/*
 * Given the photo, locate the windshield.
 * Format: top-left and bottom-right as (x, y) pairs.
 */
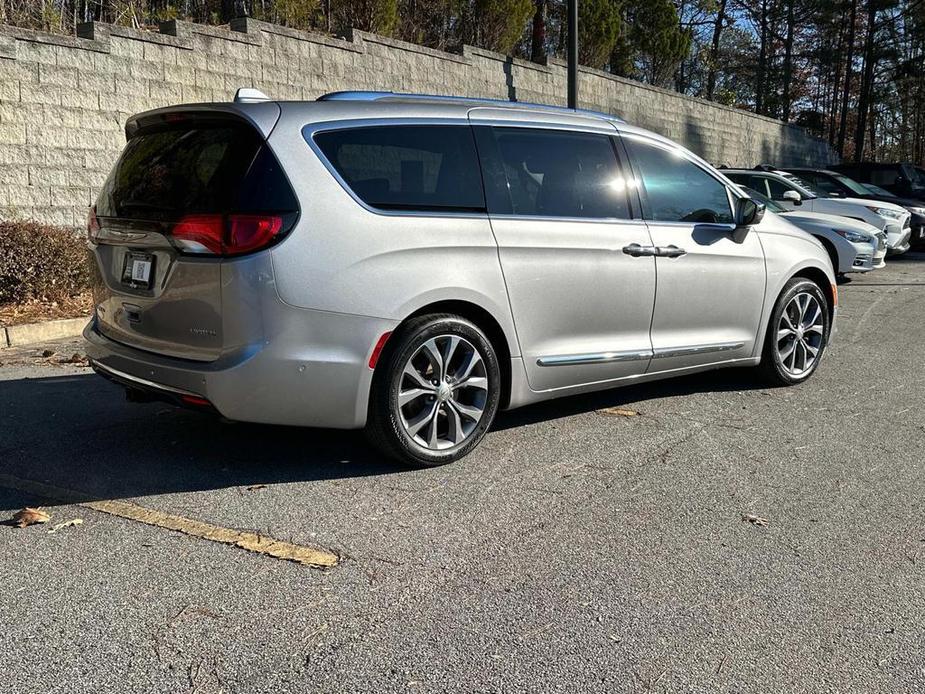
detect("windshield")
(832, 173), (872, 196)
(744, 187), (786, 213)
(863, 183), (898, 197)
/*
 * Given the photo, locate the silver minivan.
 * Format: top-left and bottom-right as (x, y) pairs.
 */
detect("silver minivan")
(84, 91), (837, 466)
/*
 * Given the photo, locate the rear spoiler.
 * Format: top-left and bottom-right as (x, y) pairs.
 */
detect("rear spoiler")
(125, 101), (281, 140)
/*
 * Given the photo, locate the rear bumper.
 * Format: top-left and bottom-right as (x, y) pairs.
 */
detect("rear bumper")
(84, 308), (397, 429)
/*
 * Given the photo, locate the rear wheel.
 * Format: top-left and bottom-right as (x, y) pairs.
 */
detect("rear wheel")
(366, 314), (501, 466)
(759, 278), (830, 386)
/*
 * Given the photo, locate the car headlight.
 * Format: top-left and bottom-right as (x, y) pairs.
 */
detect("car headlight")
(866, 205), (903, 220)
(907, 206), (925, 216)
(834, 229), (873, 244)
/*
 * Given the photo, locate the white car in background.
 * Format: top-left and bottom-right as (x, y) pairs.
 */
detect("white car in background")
(742, 188), (887, 276)
(723, 168), (912, 255)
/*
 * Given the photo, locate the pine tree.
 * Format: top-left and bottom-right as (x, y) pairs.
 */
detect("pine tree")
(578, 0), (621, 70)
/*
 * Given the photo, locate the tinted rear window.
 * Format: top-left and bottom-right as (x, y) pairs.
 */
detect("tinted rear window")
(312, 125), (485, 212)
(97, 122), (297, 221)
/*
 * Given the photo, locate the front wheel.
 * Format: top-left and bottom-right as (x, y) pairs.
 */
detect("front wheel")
(366, 314), (501, 466)
(759, 278), (831, 386)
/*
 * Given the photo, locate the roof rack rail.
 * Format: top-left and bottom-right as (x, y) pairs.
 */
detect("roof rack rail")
(318, 91), (396, 101)
(316, 90), (625, 123)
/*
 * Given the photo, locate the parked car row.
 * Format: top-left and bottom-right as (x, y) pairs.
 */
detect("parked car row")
(719, 163), (924, 278)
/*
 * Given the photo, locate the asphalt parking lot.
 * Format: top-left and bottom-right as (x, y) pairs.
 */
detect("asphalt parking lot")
(1, 254), (924, 693)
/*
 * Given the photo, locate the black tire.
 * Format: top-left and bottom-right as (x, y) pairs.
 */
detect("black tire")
(365, 313), (502, 467)
(758, 277), (831, 386)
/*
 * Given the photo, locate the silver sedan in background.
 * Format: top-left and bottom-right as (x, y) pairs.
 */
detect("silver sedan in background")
(742, 188), (887, 276)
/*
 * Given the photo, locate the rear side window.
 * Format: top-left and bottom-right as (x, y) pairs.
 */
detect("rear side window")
(728, 174), (769, 197)
(312, 125), (485, 212)
(475, 127), (630, 219)
(624, 138), (732, 223)
(96, 121), (297, 221)
(766, 177), (796, 199)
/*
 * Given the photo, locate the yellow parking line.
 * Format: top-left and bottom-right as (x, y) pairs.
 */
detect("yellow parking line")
(0, 474), (339, 569)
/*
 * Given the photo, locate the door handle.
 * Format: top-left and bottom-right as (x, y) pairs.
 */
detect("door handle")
(657, 245), (687, 258)
(622, 243), (659, 257)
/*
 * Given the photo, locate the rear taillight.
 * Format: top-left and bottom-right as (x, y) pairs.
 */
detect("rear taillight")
(171, 214), (224, 255)
(87, 206), (100, 243)
(228, 214), (283, 254)
(170, 214), (286, 257)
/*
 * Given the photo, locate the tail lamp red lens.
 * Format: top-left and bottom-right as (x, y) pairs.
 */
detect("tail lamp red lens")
(228, 214), (283, 254)
(170, 214), (285, 256)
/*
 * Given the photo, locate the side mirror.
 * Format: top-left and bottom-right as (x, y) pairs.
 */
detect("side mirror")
(782, 190), (801, 203)
(735, 197), (765, 228)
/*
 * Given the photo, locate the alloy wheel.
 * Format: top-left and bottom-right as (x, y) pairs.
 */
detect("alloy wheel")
(396, 335), (489, 450)
(776, 292), (825, 377)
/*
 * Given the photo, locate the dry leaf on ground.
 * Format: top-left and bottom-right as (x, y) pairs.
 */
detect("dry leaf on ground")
(246, 484), (268, 491)
(599, 407), (641, 417)
(741, 513), (769, 527)
(48, 518), (83, 533)
(10, 507), (51, 528)
(61, 353), (89, 366)
(0, 293), (93, 328)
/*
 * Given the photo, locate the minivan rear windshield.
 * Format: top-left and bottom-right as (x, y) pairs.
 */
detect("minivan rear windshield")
(96, 122), (297, 221)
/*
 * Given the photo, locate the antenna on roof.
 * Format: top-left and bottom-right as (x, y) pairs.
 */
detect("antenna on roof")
(234, 88), (270, 104)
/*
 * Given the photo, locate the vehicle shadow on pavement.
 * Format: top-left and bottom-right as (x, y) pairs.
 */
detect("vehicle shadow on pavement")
(0, 373), (404, 508)
(0, 365), (769, 508)
(493, 367), (766, 431)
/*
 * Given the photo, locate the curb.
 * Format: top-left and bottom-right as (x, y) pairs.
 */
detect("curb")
(2, 317), (90, 348)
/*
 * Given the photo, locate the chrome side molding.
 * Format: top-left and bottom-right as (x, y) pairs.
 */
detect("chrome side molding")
(652, 341), (744, 359)
(537, 341), (744, 367)
(537, 350), (652, 367)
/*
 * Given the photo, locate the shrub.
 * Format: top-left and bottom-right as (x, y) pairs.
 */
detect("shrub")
(0, 221), (91, 305)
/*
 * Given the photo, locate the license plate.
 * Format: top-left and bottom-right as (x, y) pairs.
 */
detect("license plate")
(122, 252), (155, 288)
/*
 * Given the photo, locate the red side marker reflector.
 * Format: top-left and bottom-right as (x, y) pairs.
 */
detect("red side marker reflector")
(831, 283), (838, 307)
(181, 394), (212, 407)
(368, 332), (392, 369)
